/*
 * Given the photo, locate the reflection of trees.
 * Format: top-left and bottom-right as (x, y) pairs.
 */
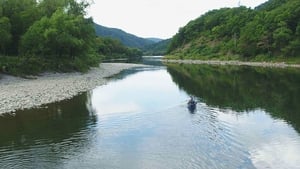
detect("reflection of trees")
(0, 93), (97, 147)
(167, 64), (300, 133)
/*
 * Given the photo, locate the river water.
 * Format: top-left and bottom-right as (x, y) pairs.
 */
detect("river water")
(1, 57), (300, 169)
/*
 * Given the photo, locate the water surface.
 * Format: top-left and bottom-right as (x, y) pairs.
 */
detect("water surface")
(1, 59), (300, 169)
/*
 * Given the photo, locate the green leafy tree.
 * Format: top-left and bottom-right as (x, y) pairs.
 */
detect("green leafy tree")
(273, 22), (292, 50)
(38, 0), (90, 17)
(167, 0), (300, 60)
(0, 16), (11, 55)
(1, 0), (40, 55)
(95, 37), (142, 61)
(238, 13), (267, 57)
(21, 8), (95, 59)
(282, 22), (300, 57)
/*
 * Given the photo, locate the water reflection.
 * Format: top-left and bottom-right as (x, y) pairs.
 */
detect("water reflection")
(218, 109), (300, 169)
(91, 68), (188, 117)
(0, 93), (96, 168)
(88, 69), (256, 169)
(166, 63), (300, 169)
(141, 56), (165, 66)
(166, 63), (300, 133)
(1, 62), (300, 169)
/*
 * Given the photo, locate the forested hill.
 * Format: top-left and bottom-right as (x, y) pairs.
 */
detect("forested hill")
(143, 39), (171, 56)
(167, 0), (300, 61)
(94, 23), (155, 49)
(0, 0), (143, 75)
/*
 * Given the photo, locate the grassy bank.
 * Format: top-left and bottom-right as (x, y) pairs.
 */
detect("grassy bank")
(0, 55), (100, 76)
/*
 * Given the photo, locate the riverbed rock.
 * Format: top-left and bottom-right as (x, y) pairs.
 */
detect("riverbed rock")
(0, 63), (145, 114)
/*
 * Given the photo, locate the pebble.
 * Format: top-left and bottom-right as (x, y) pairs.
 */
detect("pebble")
(163, 59), (300, 68)
(0, 63), (145, 114)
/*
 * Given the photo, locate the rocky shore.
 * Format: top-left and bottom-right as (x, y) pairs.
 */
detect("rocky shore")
(0, 63), (144, 114)
(163, 59), (300, 68)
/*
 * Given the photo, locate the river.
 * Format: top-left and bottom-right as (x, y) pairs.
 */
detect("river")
(0, 57), (300, 169)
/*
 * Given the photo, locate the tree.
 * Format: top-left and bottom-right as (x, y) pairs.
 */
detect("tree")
(282, 22), (300, 57)
(95, 37), (142, 61)
(167, 0), (300, 59)
(1, 0), (40, 55)
(21, 9), (95, 60)
(0, 17), (11, 55)
(273, 22), (292, 50)
(38, 0), (90, 16)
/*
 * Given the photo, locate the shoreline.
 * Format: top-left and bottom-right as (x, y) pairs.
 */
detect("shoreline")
(0, 63), (145, 114)
(163, 59), (300, 68)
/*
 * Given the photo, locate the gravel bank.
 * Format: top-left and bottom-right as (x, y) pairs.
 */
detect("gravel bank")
(163, 59), (300, 68)
(0, 63), (144, 114)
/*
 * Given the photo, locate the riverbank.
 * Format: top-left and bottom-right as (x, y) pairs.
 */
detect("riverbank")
(163, 59), (300, 68)
(0, 63), (145, 114)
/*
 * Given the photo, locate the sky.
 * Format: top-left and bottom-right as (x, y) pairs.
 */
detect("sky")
(88, 0), (268, 39)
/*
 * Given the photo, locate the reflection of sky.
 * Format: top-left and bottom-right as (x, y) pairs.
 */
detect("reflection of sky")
(88, 67), (300, 169)
(218, 109), (300, 169)
(63, 67), (300, 169)
(91, 69), (188, 116)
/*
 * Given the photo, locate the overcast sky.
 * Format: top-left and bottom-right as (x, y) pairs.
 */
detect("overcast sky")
(88, 0), (268, 39)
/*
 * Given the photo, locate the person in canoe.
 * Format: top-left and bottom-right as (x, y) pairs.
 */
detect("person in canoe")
(187, 96), (196, 113)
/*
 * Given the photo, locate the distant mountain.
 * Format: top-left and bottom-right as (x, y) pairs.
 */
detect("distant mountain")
(146, 38), (164, 43)
(143, 39), (171, 56)
(94, 23), (156, 49)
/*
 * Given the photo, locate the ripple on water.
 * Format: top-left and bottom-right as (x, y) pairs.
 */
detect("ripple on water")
(189, 106), (254, 169)
(2, 100), (299, 169)
(89, 103), (256, 169)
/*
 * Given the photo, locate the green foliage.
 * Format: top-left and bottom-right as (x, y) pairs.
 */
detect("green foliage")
(0, 53), (100, 75)
(0, 0), (100, 75)
(166, 63), (300, 132)
(95, 37), (142, 61)
(38, 0), (89, 17)
(94, 23), (155, 49)
(273, 22), (293, 49)
(0, 56), (45, 75)
(168, 7), (254, 56)
(0, 0), (40, 55)
(167, 0), (300, 60)
(143, 39), (171, 56)
(0, 16), (11, 54)
(255, 0), (289, 11)
(20, 9), (95, 59)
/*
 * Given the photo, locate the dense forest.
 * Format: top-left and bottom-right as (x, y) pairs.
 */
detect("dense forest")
(94, 23), (156, 49)
(143, 39), (171, 56)
(166, 0), (300, 62)
(0, 0), (142, 75)
(94, 23), (169, 56)
(95, 37), (142, 61)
